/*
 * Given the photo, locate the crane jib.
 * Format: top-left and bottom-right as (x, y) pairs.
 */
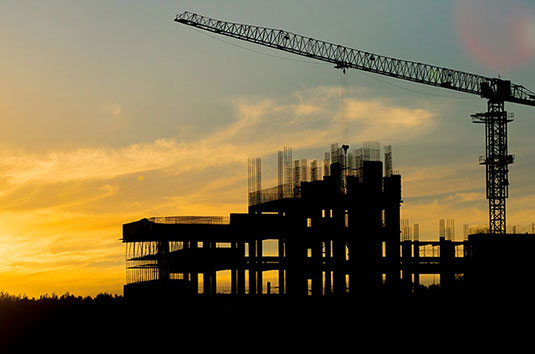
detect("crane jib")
(175, 11), (535, 107)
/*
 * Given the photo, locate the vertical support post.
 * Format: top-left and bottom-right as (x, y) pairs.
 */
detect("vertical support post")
(157, 239), (170, 283)
(285, 235), (307, 296)
(237, 241), (245, 295)
(384, 176), (401, 289)
(211, 272), (217, 295)
(401, 240), (412, 293)
(203, 242), (215, 295)
(210, 244), (217, 294)
(413, 240), (420, 291)
(440, 237), (455, 290)
(324, 240), (332, 295)
(257, 239), (263, 295)
(231, 242), (237, 295)
(190, 241), (198, 295)
(311, 238), (323, 296)
(249, 239), (256, 295)
(332, 237), (346, 295)
(278, 238), (285, 295)
(203, 271), (211, 295)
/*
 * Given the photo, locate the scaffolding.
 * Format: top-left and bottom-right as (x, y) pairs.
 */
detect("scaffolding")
(439, 219), (456, 240)
(124, 148), (404, 298)
(248, 157), (262, 205)
(251, 142), (393, 206)
(413, 224), (420, 241)
(125, 215), (230, 285)
(123, 159), (535, 300)
(248, 183), (299, 205)
(384, 145), (393, 177)
(401, 219), (411, 241)
(148, 216), (229, 225)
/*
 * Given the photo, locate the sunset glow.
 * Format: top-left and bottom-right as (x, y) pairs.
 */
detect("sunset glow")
(0, 0), (533, 298)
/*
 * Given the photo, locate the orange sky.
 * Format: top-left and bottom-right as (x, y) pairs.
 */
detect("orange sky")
(0, 0), (533, 297)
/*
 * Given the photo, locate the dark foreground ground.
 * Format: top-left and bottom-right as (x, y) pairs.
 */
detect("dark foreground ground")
(1, 287), (533, 353)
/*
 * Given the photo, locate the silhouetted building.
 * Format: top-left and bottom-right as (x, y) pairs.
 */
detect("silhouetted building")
(122, 149), (535, 300)
(123, 159), (403, 298)
(463, 233), (535, 297)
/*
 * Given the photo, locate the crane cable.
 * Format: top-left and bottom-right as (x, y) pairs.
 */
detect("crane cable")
(354, 69), (479, 100)
(189, 23), (479, 101)
(340, 68), (350, 178)
(341, 68), (349, 147)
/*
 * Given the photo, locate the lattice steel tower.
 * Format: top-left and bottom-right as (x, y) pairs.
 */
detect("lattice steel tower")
(472, 94), (515, 234)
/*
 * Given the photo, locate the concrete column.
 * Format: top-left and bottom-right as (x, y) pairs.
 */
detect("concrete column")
(285, 236), (307, 296)
(203, 241), (211, 295)
(278, 238), (285, 295)
(413, 241), (420, 290)
(237, 241), (246, 295)
(249, 240), (256, 295)
(324, 239), (332, 295)
(311, 238), (323, 296)
(257, 239), (263, 294)
(189, 241), (198, 294)
(211, 270), (217, 295)
(401, 241), (413, 293)
(347, 239), (357, 296)
(440, 237), (455, 290)
(203, 272), (211, 295)
(231, 242), (237, 295)
(157, 239), (170, 283)
(333, 237), (346, 295)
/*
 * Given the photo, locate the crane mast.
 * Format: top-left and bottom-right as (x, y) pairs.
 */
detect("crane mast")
(175, 11), (535, 235)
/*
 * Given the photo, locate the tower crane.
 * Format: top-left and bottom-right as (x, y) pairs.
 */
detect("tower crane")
(174, 11), (535, 235)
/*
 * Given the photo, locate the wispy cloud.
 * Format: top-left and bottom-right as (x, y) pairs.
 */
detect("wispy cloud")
(0, 86), (436, 188)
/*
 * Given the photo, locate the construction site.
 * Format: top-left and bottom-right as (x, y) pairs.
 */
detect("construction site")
(122, 11), (535, 302)
(123, 142), (535, 300)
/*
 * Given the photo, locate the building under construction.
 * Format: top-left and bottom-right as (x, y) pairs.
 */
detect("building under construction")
(122, 143), (535, 299)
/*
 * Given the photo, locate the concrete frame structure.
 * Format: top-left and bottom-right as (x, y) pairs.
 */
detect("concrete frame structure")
(122, 161), (535, 299)
(123, 161), (404, 298)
